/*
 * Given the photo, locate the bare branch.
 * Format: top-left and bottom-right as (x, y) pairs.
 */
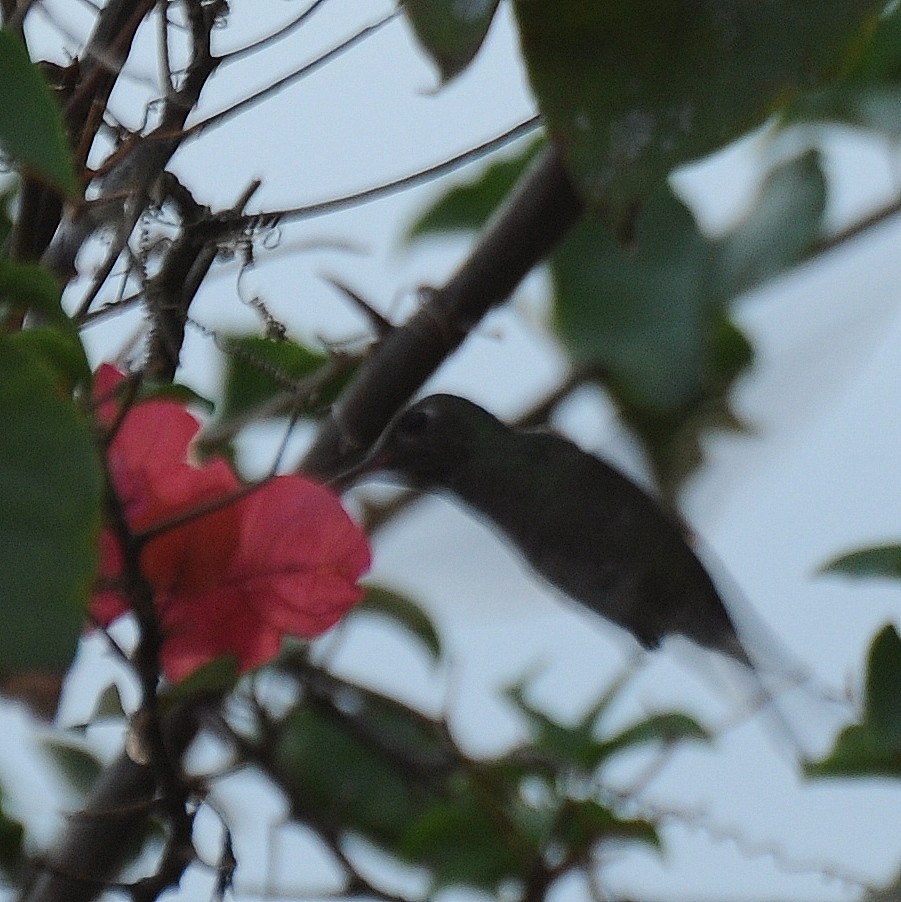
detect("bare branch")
(237, 115), (541, 228)
(300, 145), (585, 481)
(216, 0), (329, 64)
(184, 11), (399, 138)
(20, 704), (208, 902)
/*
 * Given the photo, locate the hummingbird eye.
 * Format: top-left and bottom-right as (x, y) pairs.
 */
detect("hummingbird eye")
(394, 407), (432, 439)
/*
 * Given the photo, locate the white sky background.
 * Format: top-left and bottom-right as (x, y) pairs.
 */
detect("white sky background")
(4, 1), (901, 899)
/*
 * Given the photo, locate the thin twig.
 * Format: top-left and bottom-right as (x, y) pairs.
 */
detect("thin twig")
(240, 115), (541, 228)
(216, 0), (329, 64)
(184, 11), (399, 137)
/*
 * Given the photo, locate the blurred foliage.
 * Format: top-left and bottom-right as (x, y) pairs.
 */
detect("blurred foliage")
(344, 584), (443, 660)
(806, 624), (901, 777)
(259, 631), (704, 898)
(823, 544), (901, 579)
(405, 138), (545, 241)
(5, 1), (901, 898)
(0, 29), (78, 195)
(510, 0), (880, 219)
(217, 334), (355, 424)
(402, 0), (501, 83)
(42, 739), (104, 797)
(0, 335), (101, 675)
(0, 788), (24, 881)
(790, 1), (901, 132)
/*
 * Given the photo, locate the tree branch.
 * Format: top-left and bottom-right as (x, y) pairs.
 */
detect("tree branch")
(20, 704), (207, 902)
(300, 145), (585, 481)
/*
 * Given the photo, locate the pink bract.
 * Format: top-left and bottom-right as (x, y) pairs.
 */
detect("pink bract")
(91, 366), (371, 682)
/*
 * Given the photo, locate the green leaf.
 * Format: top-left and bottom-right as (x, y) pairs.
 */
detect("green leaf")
(557, 798), (659, 856)
(554, 188), (718, 412)
(345, 584), (442, 660)
(42, 739), (103, 796)
(806, 625), (901, 778)
(0, 258), (65, 325)
(805, 722), (895, 778)
(344, 688), (456, 774)
(400, 791), (526, 891)
(716, 150), (826, 297)
(275, 703), (426, 842)
(406, 138), (543, 241)
(0, 259), (90, 387)
(866, 624), (901, 746)
(6, 327), (90, 390)
(511, 0), (881, 216)
(137, 381), (214, 413)
(0, 30), (78, 195)
(822, 545), (901, 579)
(0, 788), (23, 879)
(0, 337), (102, 673)
(507, 679), (707, 771)
(506, 679), (603, 770)
(790, 4), (901, 134)
(0, 186), (14, 248)
(594, 713), (709, 764)
(218, 335), (351, 423)
(551, 151), (826, 492)
(91, 682), (126, 722)
(402, 0), (501, 83)
(162, 656), (239, 705)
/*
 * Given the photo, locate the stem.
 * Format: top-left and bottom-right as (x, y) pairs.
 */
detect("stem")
(301, 146), (584, 481)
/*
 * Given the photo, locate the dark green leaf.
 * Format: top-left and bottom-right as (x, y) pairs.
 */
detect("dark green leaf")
(162, 656), (239, 705)
(0, 337), (102, 673)
(717, 151), (827, 297)
(508, 679), (706, 771)
(790, 4), (901, 134)
(6, 327), (90, 390)
(42, 739), (103, 796)
(344, 689), (456, 774)
(594, 713), (709, 765)
(0, 259), (90, 387)
(0, 258), (65, 325)
(0, 186), (14, 248)
(806, 625), (901, 778)
(822, 545), (901, 579)
(402, 0), (501, 83)
(275, 703), (426, 842)
(551, 186), (736, 490)
(0, 789), (23, 879)
(550, 151), (826, 492)
(400, 792), (526, 891)
(866, 624), (901, 746)
(0, 30), (78, 195)
(506, 679), (602, 770)
(137, 381), (215, 413)
(406, 138), (543, 241)
(91, 683), (126, 722)
(218, 335), (350, 423)
(804, 721), (899, 778)
(512, 1), (880, 215)
(557, 798), (659, 855)
(553, 189), (717, 412)
(345, 584), (442, 660)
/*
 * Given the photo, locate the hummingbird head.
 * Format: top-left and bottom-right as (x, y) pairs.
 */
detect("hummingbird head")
(340, 394), (492, 490)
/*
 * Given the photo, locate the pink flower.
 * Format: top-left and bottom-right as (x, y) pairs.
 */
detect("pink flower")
(92, 365), (370, 682)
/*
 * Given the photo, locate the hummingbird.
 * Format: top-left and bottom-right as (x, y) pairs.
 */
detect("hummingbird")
(341, 393), (755, 668)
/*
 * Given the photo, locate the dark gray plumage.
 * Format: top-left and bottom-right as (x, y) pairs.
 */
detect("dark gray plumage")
(348, 394), (754, 667)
